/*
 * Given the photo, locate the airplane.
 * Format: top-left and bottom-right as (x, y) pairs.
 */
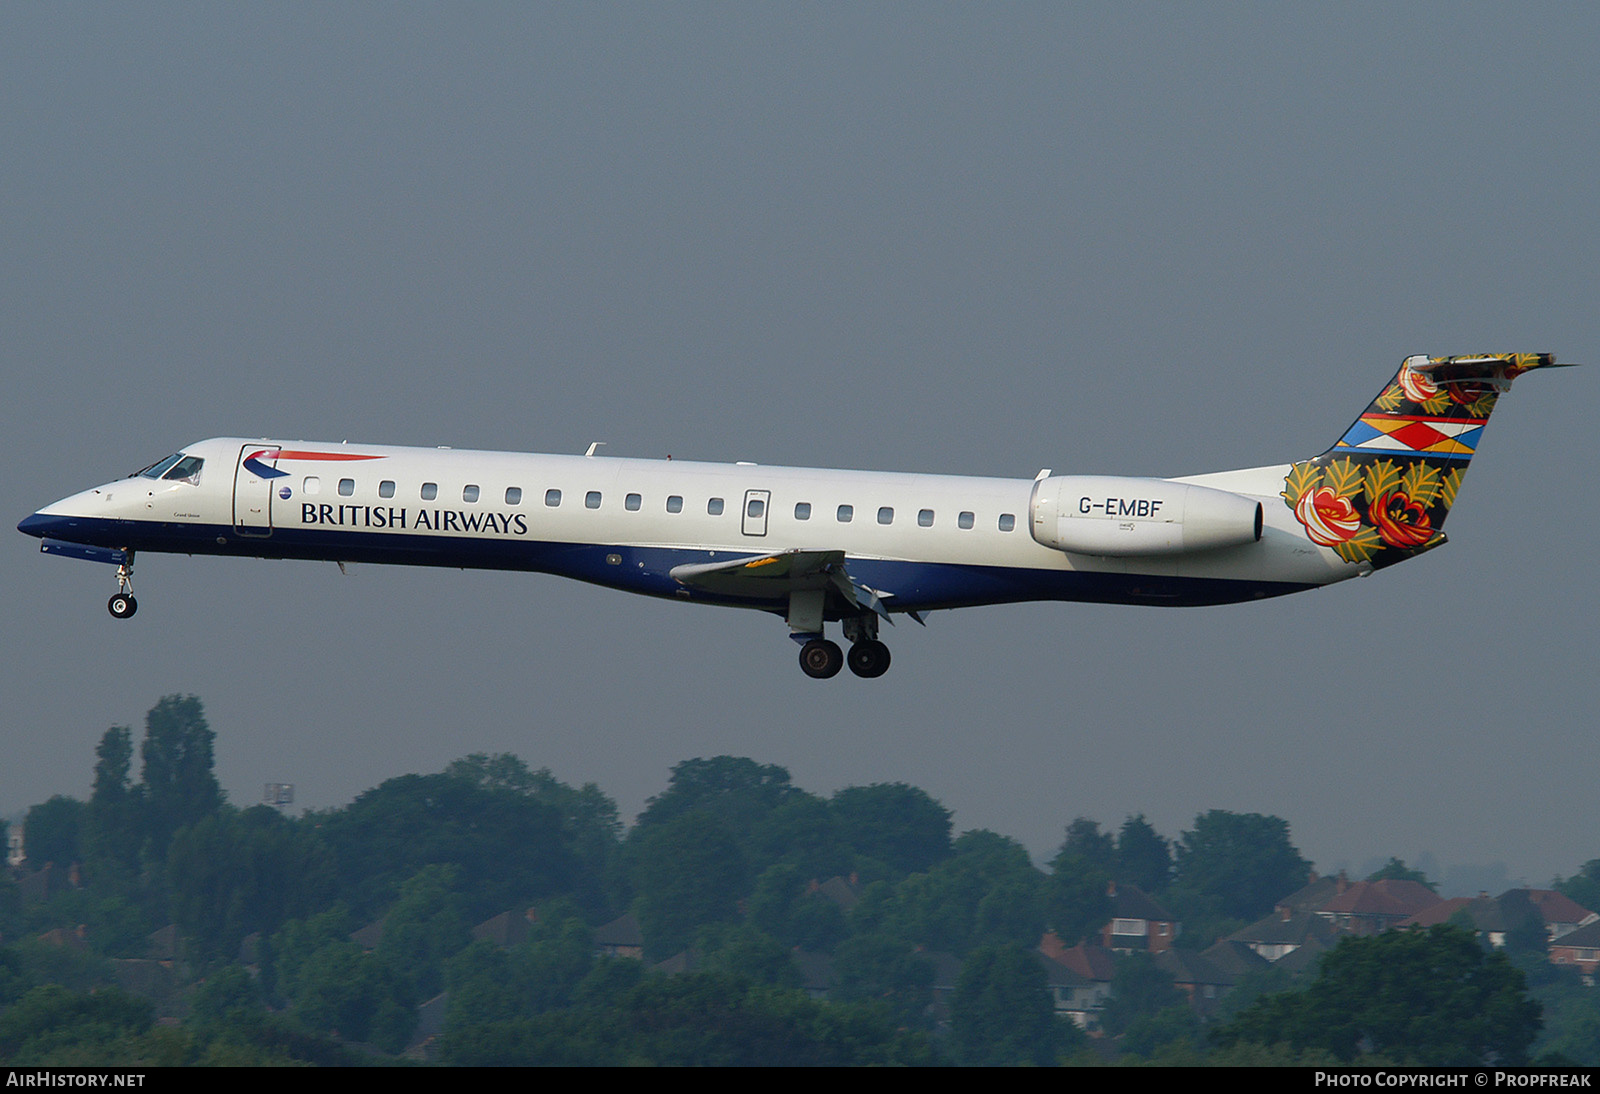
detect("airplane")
(18, 353), (1570, 679)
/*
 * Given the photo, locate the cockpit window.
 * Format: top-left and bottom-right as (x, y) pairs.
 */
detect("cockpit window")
(162, 456), (204, 484)
(134, 453), (185, 479)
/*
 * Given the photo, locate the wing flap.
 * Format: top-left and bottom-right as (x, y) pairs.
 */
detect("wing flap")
(669, 548), (900, 622)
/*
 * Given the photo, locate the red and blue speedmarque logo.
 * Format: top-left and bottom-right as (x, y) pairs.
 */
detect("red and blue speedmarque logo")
(244, 449), (385, 479)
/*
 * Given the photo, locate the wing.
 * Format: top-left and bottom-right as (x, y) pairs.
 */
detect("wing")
(668, 548), (915, 623)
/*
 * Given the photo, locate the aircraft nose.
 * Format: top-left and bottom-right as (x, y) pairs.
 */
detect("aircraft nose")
(18, 512), (58, 539)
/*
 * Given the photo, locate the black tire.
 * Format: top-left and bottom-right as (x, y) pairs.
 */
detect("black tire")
(108, 594), (137, 619)
(799, 638), (844, 679)
(847, 639), (891, 678)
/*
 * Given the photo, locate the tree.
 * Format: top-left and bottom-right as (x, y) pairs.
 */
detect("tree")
(315, 773), (578, 921)
(950, 944), (1059, 1065)
(1058, 817), (1115, 872)
(1171, 810), (1311, 924)
(870, 830), (1047, 954)
(636, 756), (798, 835)
(1554, 860), (1600, 915)
(86, 725), (142, 875)
(139, 695), (223, 855)
(22, 796), (84, 870)
(1215, 925), (1543, 1065)
(166, 806), (336, 959)
(1098, 953), (1187, 1036)
(1116, 814), (1173, 894)
(628, 810), (749, 958)
(377, 864), (470, 1000)
(830, 783), (952, 877)
(1045, 851), (1112, 946)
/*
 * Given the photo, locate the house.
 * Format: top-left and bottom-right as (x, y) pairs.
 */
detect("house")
(1228, 907), (1341, 963)
(1549, 920), (1600, 984)
(1033, 945), (1110, 1028)
(1098, 882), (1179, 953)
(1039, 938), (1117, 1027)
(592, 912), (644, 960)
(1311, 878), (1441, 935)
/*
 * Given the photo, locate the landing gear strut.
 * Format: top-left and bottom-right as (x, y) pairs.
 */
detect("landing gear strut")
(842, 613), (890, 678)
(108, 554), (137, 619)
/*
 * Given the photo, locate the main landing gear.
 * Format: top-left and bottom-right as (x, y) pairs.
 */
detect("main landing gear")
(796, 614), (892, 680)
(108, 555), (137, 619)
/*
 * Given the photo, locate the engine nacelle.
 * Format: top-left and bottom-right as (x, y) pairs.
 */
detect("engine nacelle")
(1029, 475), (1263, 556)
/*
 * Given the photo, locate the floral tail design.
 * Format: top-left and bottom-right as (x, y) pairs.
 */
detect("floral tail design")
(1282, 354), (1557, 568)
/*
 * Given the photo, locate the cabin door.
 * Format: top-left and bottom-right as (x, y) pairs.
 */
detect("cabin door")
(741, 489), (771, 537)
(233, 444), (280, 537)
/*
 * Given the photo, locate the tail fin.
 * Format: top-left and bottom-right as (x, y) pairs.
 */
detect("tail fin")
(1281, 353), (1559, 569)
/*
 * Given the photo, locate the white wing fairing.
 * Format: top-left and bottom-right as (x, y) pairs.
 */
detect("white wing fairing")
(16, 353), (1568, 678)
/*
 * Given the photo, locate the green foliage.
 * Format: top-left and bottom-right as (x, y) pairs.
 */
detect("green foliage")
(868, 830), (1048, 955)
(1098, 953), (1188, 1037)
(1215, 924), (1543, 1065)
(166, 805), (337, 960)
(1554, 860), (1600, 915)
(1059, 817), (1116, 872)
(830, 782), (952, 877)
(19, 694), (1600, 1067)
(950, 943), (1059, 1066)
(1117, 814), (1173, 894)
(86, 725), (142, 877)
(628, 809), (749, 957)
(747, 862), (848, 952)
(139, 695), (224, 855)
(377, 864), (471, 1000)
(1171, 810), (1312, 925)
(315, 772), (579, 921)
(22, 796), (85, 870)
(1046, 851), (1112, 946)
(441, 968), (935, 1065)
(831, 933), (936, 1028)
(0, 984), (154, 1063)
(636, 756), (799, 837)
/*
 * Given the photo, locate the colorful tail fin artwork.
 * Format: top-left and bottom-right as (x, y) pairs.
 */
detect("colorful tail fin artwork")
(1282, 353), (1560, 569)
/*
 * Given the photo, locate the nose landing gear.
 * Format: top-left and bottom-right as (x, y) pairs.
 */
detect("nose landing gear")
(108, 555), (137, 619)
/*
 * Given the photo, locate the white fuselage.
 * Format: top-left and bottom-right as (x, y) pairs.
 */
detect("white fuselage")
(22, 437), (1352, 617)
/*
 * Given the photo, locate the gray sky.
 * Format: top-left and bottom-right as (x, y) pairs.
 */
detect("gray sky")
(5, 4), (1596, 895)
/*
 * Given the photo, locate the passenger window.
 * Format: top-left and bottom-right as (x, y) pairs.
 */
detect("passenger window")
(303, 476), (321, 495)
(877, 506), (894, 525)
(837, 504), (853, 523)
(379, 480), (396, 499)
(586, 491), (602, 509)
(463, 484), (480, 503)
(708, 497), (724, 516)
(958, 511), (975, 529)
(667, 495), (683, 513)
(918, 509), (934, 527)
(999, 513), (1016, 532)
(505, 487), (522, 505)
(747, 498), (765, 518)
(422, 482), (438, 501)
(545, 489), (562, 507)
(626, 493), (642, 511)
(795, 502), (811, 520)
(338, 478), (355, 497)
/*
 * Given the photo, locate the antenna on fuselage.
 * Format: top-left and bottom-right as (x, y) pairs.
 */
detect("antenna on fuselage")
(585, 442), (606, 457)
